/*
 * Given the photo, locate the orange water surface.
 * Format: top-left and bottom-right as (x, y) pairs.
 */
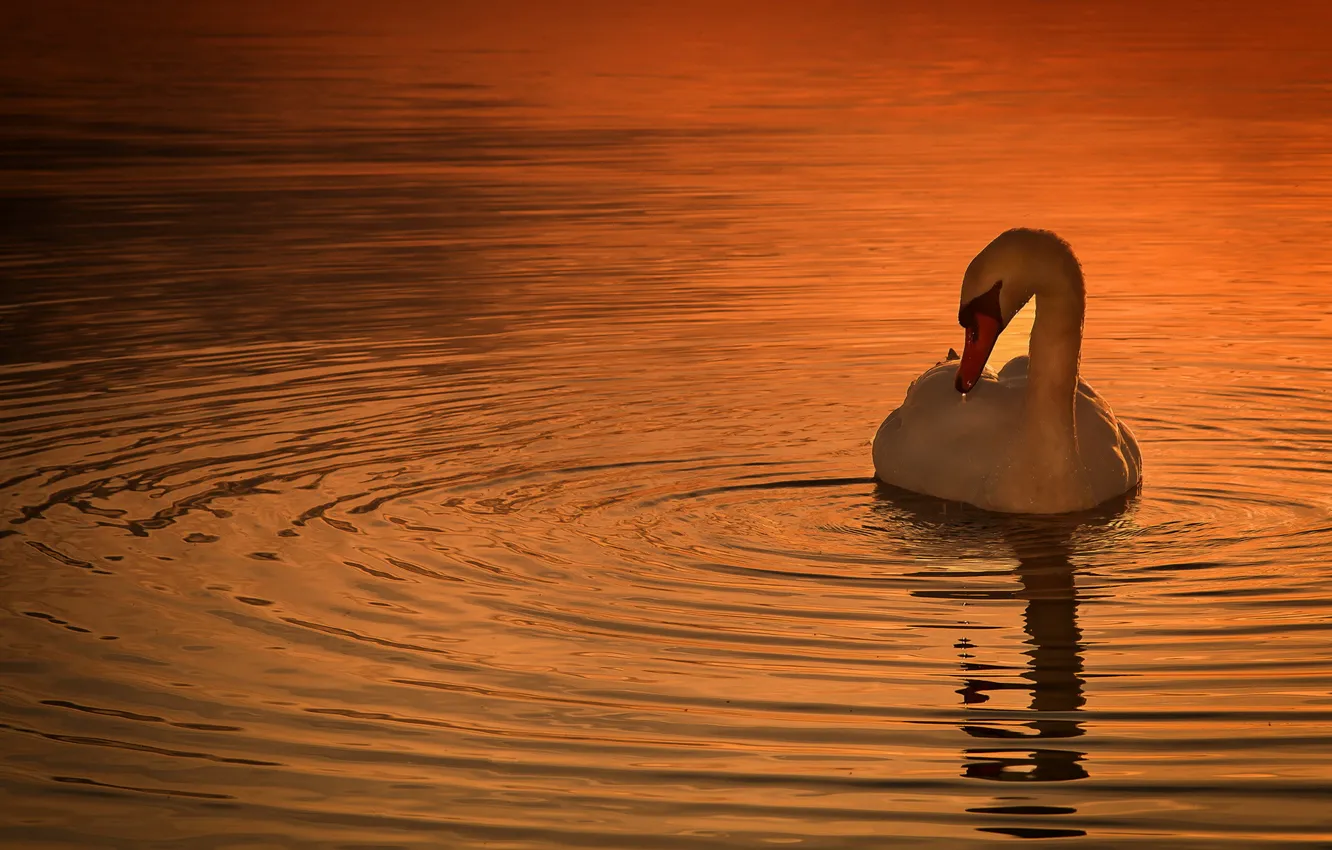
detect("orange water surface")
(2, 2), (1331, 847)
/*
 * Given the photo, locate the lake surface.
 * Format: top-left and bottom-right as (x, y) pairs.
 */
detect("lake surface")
(3, 2), (1332, 846)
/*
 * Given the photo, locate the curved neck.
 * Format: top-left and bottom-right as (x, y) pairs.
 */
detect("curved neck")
(1023, 284), (1085, 448)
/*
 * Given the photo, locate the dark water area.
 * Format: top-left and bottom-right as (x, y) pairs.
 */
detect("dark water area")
(3, 2), (1332, 847)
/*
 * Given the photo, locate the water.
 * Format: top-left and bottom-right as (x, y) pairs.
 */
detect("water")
(3, 2), (1332, 846)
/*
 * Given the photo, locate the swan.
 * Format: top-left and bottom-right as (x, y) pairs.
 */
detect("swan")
(872, 228), (1142, 514)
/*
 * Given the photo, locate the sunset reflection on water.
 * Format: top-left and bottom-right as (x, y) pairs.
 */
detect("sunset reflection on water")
(2, 2), (1331, 847)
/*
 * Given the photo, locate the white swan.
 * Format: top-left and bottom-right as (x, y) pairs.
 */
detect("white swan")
(872, 229), (1142, 514)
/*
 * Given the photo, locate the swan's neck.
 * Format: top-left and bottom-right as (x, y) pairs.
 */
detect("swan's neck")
(1023, 284), (1085, 456)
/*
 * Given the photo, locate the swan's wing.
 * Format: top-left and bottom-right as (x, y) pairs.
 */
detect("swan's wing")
(1075, 378), (1144, 493)
(1117, 417), (1143, 480)
(996, 355), (1030, 380)
(874, 361), (1016, 503)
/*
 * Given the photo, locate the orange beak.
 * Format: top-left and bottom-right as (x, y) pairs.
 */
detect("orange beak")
(955, 311), (1002, 394)
(955, 280), (1005, 394)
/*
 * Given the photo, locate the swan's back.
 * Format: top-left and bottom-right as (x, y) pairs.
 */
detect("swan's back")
(873, 355), (1141, 511)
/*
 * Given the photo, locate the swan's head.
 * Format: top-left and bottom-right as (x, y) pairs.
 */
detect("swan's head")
(954, 229), (1079, 393)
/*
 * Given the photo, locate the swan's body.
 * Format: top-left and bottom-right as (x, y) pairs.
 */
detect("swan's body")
(872, 229), (1141, 514)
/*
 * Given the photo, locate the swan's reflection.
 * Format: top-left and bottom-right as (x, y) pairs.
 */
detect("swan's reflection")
(955, 526), (1087, 783)
(871, 485), (1136, 838)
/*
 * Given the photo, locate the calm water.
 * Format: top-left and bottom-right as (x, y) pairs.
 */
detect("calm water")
(3, 3), (1332, 847)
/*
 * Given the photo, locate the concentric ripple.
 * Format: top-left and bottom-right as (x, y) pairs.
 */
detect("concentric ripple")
(3, 321), (1331, 847)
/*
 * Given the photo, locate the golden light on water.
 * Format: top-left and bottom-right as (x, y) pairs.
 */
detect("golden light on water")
(1, 2), (1331, 846)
